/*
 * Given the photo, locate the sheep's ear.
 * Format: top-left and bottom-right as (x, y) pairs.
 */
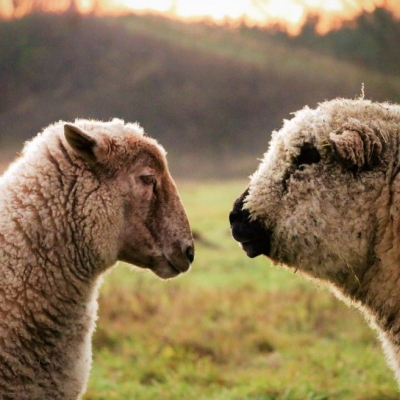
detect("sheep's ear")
(328, 119), (385, 170)
(64, 124), (98, 164)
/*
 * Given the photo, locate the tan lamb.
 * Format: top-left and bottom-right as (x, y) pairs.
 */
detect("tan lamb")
(230, 98), (400, 386)
(0, 118), (194, 399)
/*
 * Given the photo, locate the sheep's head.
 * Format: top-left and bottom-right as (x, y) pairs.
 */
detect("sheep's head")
(230, 99), (397, 292)
(63, 120), (194, 279)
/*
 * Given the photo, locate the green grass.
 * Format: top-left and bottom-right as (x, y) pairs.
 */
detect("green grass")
(84, 180), (398, 399)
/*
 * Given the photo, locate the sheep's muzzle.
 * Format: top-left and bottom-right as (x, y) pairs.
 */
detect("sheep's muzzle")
(229, 190), (271, 258)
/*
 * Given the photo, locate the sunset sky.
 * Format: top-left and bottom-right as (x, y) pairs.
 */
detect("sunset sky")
(104, 0), (399, 32)
(2, 0), (400, 33)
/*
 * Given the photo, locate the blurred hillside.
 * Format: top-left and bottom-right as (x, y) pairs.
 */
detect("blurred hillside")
(1, 11), (400, 178)
(270, 7), (400, 77)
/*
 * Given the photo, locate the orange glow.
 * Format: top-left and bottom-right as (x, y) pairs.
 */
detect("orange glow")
(98, 0), (400, 34)
(1, 0), (400, 34)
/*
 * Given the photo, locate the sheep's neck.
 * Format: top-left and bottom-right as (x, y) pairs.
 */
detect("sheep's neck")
(0, 169), (104, 397)
(361, 172), (400, 347)
(316, 238), (400, 384)
(352, 248), (400, 384)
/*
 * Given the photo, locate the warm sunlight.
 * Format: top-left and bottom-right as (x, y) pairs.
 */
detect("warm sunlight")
(110, 0), (400, 33)
(112, 0), (172, 13)
(2, 0), (400, 33)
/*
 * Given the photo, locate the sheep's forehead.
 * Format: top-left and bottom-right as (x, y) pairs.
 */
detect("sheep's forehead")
(75, 118), (158, 144)
(256, 97), (395, 168)
(255, 106), (328, 171)
(282, 106), (332, 145)
(244, 98), (400, 217)
(244, 104), (332, 215)
(73, 117), (167, 159)
(132, 140), (168, 170)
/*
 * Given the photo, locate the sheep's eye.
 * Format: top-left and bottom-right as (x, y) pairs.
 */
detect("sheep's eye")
(295, 144), (321, 168)
(141, 175), (156, 186)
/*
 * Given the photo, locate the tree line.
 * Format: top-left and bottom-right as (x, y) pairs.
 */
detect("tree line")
(266, 6), (400, 76)
(0, 0), (99, 17)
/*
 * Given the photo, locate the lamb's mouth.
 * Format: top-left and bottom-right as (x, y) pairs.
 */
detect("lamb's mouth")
(151, 256), (191, 279)
(166, 260), (182, 277)
(240, 236), (271, 258)
(229, 193), (272, 258)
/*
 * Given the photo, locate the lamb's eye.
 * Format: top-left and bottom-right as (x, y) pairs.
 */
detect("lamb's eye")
(295, 144), (321, 168)
(141, 175), (156, 186)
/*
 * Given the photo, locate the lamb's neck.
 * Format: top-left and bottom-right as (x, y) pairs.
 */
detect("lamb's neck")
(0, 239), (102, 331)
(0, 258), (101, 398)
(351, 256), (400, 384)
(0, 168), (105, 336)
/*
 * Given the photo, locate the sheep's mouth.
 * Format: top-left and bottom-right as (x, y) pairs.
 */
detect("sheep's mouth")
(151, 254), (191, 280)
(230, 223), (272, 258)
(229, 193), (272, 258)
(240, 237), (271, 258)
(151, 260), (181, 279)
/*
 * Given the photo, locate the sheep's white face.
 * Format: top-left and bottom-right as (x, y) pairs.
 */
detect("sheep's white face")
(64, 121), (194, 279)
(230, 99), (395, 292)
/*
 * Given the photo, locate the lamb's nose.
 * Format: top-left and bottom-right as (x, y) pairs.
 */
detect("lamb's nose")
(186, 245), (195, 264)
(229, 209), (243, 225)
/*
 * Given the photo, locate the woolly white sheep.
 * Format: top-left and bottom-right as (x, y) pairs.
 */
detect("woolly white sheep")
(0, 118), (194, 399)
(230, 98), (400, 386)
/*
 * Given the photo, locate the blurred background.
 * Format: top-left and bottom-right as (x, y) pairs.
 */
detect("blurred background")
(1, 0), (400, 178)
(1, 1), (400, 399)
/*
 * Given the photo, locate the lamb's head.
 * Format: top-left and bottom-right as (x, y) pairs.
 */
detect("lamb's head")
(63, 119), (194, 279)
(230, 98), (398, 293)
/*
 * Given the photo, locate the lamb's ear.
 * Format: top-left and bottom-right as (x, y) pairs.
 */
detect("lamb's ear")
(328, 119), (385, 170)
(64, 124), (99, 164)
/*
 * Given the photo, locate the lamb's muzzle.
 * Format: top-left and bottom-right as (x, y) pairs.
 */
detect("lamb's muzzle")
(229, 189), (271, 258)
(185, 245), (195, 263)
(164, 242), (194, 275)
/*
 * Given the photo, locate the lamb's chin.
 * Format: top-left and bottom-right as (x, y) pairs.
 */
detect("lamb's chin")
(240, 237), (271, 258)
(150, 257), (188, 279)
(151, 267), (180, 279)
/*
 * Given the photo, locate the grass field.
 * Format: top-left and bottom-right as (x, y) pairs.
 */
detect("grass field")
(84, 181), (398, 400)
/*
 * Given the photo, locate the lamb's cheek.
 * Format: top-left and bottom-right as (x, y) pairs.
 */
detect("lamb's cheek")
(274, 173), (368, 264)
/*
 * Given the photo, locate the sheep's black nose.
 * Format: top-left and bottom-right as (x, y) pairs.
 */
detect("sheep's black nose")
(230, 188), (249, 226)
(229, 209), (243, 225)
(186, 245), (195, 263)
(230, 189), (272, 258)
